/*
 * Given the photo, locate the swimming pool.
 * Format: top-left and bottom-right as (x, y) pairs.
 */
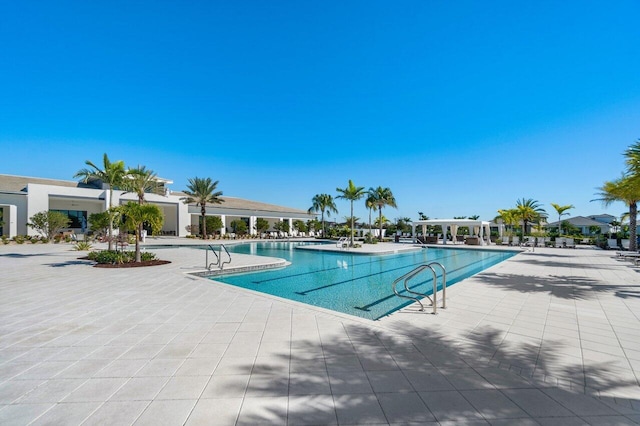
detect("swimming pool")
(209, 242), (517, 320)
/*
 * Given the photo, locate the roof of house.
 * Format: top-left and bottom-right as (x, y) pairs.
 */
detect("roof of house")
(0, 174), (90, 192)
(0, 174), (312, 216)
(546, 216), (610, 227)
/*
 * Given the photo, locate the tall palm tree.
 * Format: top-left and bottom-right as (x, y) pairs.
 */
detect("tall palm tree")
(123, 166), (161, 204)
(365, 193), (378, 239)
(623, 139), (640, 251)
(336, 180), (366, 247)
(368, 186), (397, 241)
(624, 139), (640, 173)
(550, 203), (574, 235)
(74, 153), (126, 250)
(594, 176), (640, 251)
(308, 194), (338, 237)
(515, 198), (546, 236)
(181, 178), (224, 239)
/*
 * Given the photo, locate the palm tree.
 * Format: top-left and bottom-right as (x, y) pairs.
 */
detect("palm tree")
(594, 176), (640, 251)
(550, 203), (574, 235)
(623, 140), (640, 251)
(74, 153), (126, 250)
(181, 178), (224, 239)
(119, 202), (163, 262)
(121, 166), (163, 243)
(123, 166), (161, 204)
(368, 186), (397, 241)
(495, 208), (518, 236)
(308, 194), (338, 238)
(624, 139), (640, 173)
(515, 198), (546, 236)
(365, 193), (378, 239)
(336, 180), (366, 247)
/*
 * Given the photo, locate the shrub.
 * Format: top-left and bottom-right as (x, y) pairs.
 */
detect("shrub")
(27, 210), (71, 240)
(89, 250), (128, 264)
(88, 249), (157, 264)
(1, 236), (8, 245)
(364, 233), (378, 244)
(74, 241), (93, 251)
(140, 252), (157, 261)
(13, 235), (26, 244)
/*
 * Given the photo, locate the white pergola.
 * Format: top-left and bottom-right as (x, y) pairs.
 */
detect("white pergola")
(411, 219), (492, 246)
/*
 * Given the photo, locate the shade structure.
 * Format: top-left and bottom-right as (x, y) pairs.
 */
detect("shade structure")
(411, 219), (492, 246)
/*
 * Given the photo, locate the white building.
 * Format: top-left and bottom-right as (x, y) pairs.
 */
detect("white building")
(0, 174), (315, 238)
(545, 216), (611, 235)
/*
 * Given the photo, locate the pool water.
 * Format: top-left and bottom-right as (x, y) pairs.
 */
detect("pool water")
(211, 242), (516, 320)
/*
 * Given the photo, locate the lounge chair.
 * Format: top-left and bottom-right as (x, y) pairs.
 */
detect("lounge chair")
(501, 236), (510, 245)
(537, 237), (546, 247)
(555, 237), (565, 248)
(565, 238), (576, 248)
(511, 236), (520, 246)
(607, 239), (620, 250)
(621, 239), (630, 250)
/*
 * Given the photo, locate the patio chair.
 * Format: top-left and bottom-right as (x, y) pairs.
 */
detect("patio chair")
(555, 237), (565, 248)
(607, 239), (620, 250)
(501, 236), (510, 245)
(511, 236), (520, 246)
(537, 237), (546, 247)
(565, 238), (576, 248)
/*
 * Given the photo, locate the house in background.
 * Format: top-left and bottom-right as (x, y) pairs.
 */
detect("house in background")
(587, 214), (617, 225)
(0, 174), (314, 239)
(545, 215), (611, 235)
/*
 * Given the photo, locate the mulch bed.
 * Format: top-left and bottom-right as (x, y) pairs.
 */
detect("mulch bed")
(77, 257), (171, 268)
(93, 260), (171, 268)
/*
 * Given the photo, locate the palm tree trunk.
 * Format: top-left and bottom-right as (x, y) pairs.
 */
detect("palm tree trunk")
(107, 187), (114, 251)
(135, 228), (141, 262)
(630, 202), (638, 251)
(378, 208), (383, 242)
(107, 215), (114, 251)
(558, 215), (562, 235)
(321, 211), (325, 238)
(350, 201), (354, 247)
(201, 205), (207, 239)
(368, 209), (372, 240)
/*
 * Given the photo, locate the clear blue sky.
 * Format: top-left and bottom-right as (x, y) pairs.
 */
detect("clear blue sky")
(1, 1), (639, 223)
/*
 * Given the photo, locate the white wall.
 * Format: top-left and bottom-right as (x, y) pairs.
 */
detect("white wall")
(0, 194), (28, 235)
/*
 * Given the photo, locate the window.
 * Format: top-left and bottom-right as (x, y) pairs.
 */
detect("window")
(51, 210), (87, 229)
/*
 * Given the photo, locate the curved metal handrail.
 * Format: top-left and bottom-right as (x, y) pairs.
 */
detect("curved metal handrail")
(391, 262), (447, 314)
(219, 244), (232, 270)
(427, 261), (447, 309)
(206, 244), (220, 270)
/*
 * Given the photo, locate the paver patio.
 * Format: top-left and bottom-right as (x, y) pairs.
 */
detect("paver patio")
(1, 239), (639, 425)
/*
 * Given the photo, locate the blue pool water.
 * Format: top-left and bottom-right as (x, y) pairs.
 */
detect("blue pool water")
(208, 242), (517, 320)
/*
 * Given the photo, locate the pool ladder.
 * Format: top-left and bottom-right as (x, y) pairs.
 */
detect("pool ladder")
(206, 244), (232, 271)
(391, 262), (446, 314)
(336, 237), (349, 248)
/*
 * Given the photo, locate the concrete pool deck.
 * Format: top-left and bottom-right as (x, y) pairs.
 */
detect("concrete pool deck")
(1, 238), (640, 425)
